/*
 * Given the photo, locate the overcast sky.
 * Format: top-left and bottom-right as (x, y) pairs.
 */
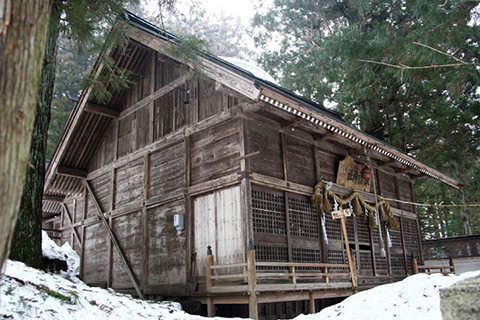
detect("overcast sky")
(143, 0), (266, 24)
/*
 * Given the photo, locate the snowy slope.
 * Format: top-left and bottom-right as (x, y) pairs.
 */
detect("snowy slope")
(0, 232), (478, 319)
(293, 270), (480, 320)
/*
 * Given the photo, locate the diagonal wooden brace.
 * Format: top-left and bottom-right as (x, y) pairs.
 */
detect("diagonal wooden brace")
(85, 180), (144, 299)
(61, 203), (82, 247)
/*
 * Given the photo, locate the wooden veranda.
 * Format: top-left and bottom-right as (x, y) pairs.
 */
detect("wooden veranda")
(203, 249), (357, 318)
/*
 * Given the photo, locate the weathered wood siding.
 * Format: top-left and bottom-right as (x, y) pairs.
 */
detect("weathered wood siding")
(52, 47), (254, 294)
(111, 211), (144, 289)
(83, 222), (108, 286)
(115, 158), (144, 208)
(191, 119), (241, 184)
(149, 142), (185, 199)
(148, 200), (186, 286)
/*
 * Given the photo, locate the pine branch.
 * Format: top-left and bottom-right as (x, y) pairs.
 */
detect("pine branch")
(412, 42), (472, 66)
(358, 59), (467, 70)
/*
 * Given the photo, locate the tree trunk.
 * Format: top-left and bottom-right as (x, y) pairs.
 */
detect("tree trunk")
(9, 1), (61, 268)
(0, 0), (52, 272)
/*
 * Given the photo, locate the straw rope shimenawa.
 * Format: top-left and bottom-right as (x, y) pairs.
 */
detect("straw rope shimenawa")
(376, 197), (480, 208)
(311, 180), (400, 229)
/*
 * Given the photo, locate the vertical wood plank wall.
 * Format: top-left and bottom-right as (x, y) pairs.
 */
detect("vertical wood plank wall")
(57, 50), (253, 294)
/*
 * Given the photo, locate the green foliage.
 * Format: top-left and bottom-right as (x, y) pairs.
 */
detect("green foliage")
(134, 1), (254, 59)
(165, 34), (210, 81)
(38, 285), (77, 304)
(254, 0), (480, 238)
(47, 1), (138, 157)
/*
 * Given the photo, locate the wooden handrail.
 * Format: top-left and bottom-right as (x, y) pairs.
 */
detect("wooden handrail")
(205, 249), (355, 293)
(256, 262), (349, 268)
(411, 256), (455, 275)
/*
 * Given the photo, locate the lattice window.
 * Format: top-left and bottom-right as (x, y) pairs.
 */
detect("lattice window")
(255, 246), (288, 262)
(292, 248), (321, 263)
(327, 249), (345, 264)
(391, 254), (406, 276)
(324, 210), (342, 240)
(356, 216), (371, 243)
(288, 195), (319, 239)
(252, 188), (286, 235)
(375, 255), (388, 275)
(402, 218), (419, 255)
(389, 228), (403, 248)
(359, 251), (373, 275)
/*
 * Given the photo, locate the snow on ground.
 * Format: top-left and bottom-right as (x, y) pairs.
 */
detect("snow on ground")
(0, 233), (241, 320)
(293, 270), (480, 320)
(0, 232), (478, 319)
(41, 230), (80, 276)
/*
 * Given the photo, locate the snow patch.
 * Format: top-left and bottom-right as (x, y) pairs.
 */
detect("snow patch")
(293, 270), (480, 320)
(219, 56), (277, 83)
(42, 231), (80, 276)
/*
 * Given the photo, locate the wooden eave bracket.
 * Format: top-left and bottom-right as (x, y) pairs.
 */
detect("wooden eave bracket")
(314, 131), (334, 142)
(43, 194), (65, 202)
(84, 102), (120, 118)
(57, 166), (88, 179)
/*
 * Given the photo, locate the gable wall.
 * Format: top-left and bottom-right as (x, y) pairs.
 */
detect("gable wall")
(55, 47), (255, 294)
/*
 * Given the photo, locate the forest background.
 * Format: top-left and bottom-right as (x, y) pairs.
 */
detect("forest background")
(47, 0), (480, 240)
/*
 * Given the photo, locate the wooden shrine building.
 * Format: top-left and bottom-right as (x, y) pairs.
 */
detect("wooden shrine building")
(42, 11), (462, 319)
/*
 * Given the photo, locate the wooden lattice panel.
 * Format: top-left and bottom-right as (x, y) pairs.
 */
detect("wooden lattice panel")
(252, 188), (286, 235)
(359, 250), (373, 275)
(356, 216), (371, 244)
(389, 228), (403, 248)
(327, 249), (346, 265)
(402, 218), (420, 255)
(391, 254), (406, 276)
(255, 245), (288, 262)
(292, 248), (322, 263)
(374, 254), (388, 275)
(324, 210), (342, 240)
(287, 195), (319, 239)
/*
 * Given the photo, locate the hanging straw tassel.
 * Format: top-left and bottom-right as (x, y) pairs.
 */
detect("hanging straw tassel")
(353, 197), (363, 216)
(323, 192), (332, 212)
(379, 203), (388, 221)
(312, 189), (323, 211)
(369, 210), (377, 228)
(389, 216), (400, 229)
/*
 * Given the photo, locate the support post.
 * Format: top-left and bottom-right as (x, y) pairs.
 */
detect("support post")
(412, 256), (418, 274)
(449, 256), (455, 274)
(340, 216), (357, 288)
(207, 298), (215, 318)
(206, 246), (215, 317)
(85, 180), (144, 299)
(247, 249), (258, 319)
(61, 203), (82, 247)
(308, 291), (315, 314)
(206, 247), (214, 291)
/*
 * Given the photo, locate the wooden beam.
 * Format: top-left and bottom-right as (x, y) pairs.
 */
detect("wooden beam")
(84, 102), (120, 118)
(57, 166), (88, 179)
(314, 131), (334, 142)
(43, 194), (65, 202)
(409, 172), (426, 180)
(62, 203), (82, 247)
(85, 180), (144, 299)
(378, 158), (395, 168)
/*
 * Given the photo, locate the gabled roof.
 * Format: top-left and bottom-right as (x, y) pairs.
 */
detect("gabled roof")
(43, 10), (462, 206)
